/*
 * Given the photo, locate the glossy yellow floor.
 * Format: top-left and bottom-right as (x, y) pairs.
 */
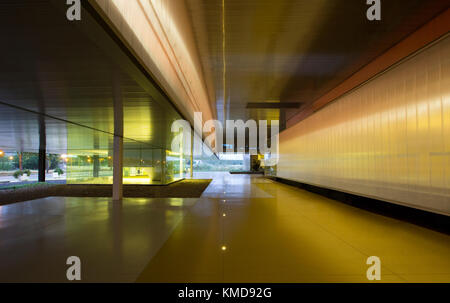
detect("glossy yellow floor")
(0, 173), (449, 282)
(137, 173), (450, 283)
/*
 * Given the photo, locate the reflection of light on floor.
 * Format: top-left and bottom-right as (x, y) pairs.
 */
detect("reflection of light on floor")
(130, 198), (152, 204)
(169, 199), (184, 207)
(123, 177), (152, 184)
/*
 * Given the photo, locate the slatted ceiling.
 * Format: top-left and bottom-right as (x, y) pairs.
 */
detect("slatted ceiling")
(0, 0), (447, 154)
(246, 103), (300, 109)
(0, 0), (182, 152)
(186, 0), (449, 125)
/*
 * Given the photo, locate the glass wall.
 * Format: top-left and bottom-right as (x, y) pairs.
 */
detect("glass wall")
(65, 124), (188, 185)
(193, 152), (245, 172)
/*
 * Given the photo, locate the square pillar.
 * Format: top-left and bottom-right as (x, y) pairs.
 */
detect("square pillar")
(93, 134), (100, 178)
(112, 74), (123, 201)
(38, 115), (46, 182)
(112, 135), (123, 200)
(190, 131), (194, 178)
(161, 149), (166, 184)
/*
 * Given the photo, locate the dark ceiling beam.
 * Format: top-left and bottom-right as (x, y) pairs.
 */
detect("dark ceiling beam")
(285, 8), (450, 129)
(246, 102), (301, 109)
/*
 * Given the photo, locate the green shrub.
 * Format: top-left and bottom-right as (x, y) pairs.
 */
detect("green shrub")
(13, 170), (23, 179)
(54, 168), (64, 175)
(0, 157), (14, 170)
(13, 170), (31, 178)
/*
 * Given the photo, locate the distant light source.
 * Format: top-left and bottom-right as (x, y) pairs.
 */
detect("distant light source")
(221, 245), (227, 251)
(8, 156), (14, 160)
(0, 150), (4, 157)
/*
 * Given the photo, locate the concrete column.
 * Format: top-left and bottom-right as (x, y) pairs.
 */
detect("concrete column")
(161, 149), (166, 184)
(190, 131), (194, 178)
(243, 154), (251, 172)
(112, 76), (123, 201)
(93, 155), (100, 178)
(18, 152), (22, 170)
(160, 110), (167, 184)
(93, 134), (100, 178)
(113, 136), (123, 200)
(38, 115), (46, 182)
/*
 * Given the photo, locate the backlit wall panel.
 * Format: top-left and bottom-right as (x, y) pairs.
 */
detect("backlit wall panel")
(277, 35), (450, 215)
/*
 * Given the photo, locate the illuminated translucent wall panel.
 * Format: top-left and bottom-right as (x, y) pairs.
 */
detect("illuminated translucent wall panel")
(277, 35), (450, 215)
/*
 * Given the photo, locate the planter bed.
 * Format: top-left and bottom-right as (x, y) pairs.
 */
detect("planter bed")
(0, 179), (212, 205)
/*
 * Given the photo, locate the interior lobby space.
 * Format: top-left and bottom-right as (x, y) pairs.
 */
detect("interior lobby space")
(0, 0), (449, 284)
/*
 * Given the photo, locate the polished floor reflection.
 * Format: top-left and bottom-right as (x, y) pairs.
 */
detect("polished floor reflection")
(0, 173), (449, 282)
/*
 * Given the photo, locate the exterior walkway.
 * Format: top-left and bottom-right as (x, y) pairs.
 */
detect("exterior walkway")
(0, 173), (449, 282)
